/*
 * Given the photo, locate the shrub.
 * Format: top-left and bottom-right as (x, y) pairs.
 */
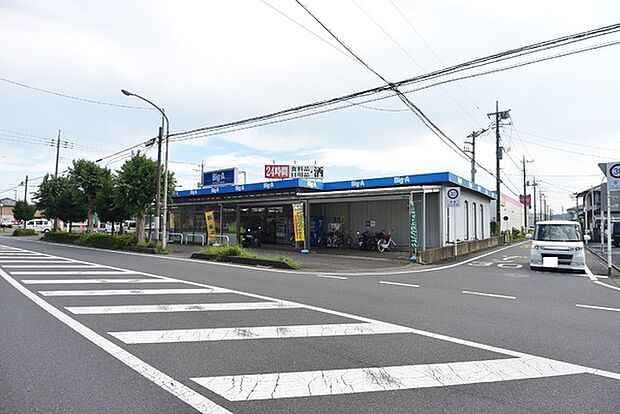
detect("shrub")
(43, 231), (84, 243)
(197, 245), (300, 269)
(12, 228), (37, 237)
(79, 233), (136, 249)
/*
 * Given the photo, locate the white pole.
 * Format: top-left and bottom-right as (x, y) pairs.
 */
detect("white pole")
(606, 180), (612, 275)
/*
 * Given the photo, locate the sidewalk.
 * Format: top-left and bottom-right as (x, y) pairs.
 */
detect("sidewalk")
(586, 242), (620, 273)
(168, 242), (418, 273)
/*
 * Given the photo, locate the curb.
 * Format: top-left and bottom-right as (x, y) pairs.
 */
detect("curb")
(585, 245), (620, 275)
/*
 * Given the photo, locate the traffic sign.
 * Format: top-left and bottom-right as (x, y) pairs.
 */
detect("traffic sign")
(601, 161), (620, 191)
(446, 187), (461, 208)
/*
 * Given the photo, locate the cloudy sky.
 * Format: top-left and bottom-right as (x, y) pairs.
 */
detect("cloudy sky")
(1, 0), (619, 213)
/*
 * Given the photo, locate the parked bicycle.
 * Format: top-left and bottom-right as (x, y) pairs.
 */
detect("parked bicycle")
(376, 229), (396, 252)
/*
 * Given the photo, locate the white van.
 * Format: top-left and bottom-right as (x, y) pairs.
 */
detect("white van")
(527, 220), (590, 272)
(25, 218), (52, 233)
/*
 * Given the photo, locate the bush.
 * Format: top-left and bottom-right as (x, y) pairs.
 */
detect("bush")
(12, 228), (37, 237)
(197, 245), (300, 269)
(43, 231), (83, 243)
(79, 233), (137, 249)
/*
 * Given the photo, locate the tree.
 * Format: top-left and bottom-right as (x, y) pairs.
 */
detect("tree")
(116, 153), (157, 243)
(69, 159), (110, 233)
(95, 174), (129, 234)
(13, 201), (36, 228)
(35, 175), (87, 231)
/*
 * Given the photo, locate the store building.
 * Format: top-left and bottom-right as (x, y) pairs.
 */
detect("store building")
(171, 171), (496, 251)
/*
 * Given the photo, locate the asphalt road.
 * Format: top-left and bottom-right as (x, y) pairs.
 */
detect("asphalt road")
(0, 236), (618, 413)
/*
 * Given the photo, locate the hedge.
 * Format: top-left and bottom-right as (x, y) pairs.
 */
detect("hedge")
(43, 231), (137, 250)
(12, 228), (37, 237)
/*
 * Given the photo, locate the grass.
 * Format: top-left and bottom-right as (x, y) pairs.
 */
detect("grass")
(12, 228), (37, 236)
(198, 245), (300, 269)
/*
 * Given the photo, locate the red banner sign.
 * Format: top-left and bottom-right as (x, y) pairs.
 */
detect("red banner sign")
(264, 164), (290, 179)
(519, 194), (531, 207)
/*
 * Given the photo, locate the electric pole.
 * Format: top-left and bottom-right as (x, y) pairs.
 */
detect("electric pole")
(487, 101), (510, 236)
(53, 130), (61, 231)
(522, 156), (527, 230)
(530, 178), (538, 225)
(539, 190), (544, 221)
(23, 175), (28, 203)
(464, 129), (487, 183)
(54, 130), (61, 177)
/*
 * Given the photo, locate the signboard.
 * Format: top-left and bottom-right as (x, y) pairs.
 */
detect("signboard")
(607, 162), (620, 191)
(519, 194), (531, 207)
(264, 165), (290, 179)
(264, 164), (324, 180)
(445, 187), (461, 208)
(204, 211), (216, 243)
(202, 168), (237, 187)
(292, 203), (305, 242)
(409, 201), (418, 252)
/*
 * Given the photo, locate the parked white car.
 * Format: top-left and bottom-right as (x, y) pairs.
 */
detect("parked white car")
(25, 218), (52, 233)
(527, 220), (590, 273)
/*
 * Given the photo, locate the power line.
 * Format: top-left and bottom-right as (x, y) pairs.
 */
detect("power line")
(0, 76), (152, 110)
(516, 129), (619, 152)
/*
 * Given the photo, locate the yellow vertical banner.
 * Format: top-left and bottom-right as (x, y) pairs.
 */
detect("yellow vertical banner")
(292, 203), (305, 242)
(204, 211), (216, 244)
(169, 213), (175, 230)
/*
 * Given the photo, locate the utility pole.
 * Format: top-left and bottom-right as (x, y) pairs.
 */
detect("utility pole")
(53, 130), (61, 231)
(530, 178), (538, 225)
(54, 130), (61, 177)
(487, 101), (510, 236)
(539, 190), (544, 222)
(22, 174), (28, 229)
(464, 129), (487, 183)
(154, 121), (164, 243)
(521, 156), (528, 230)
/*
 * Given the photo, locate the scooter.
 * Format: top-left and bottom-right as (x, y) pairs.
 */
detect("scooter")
(357, 230), (377, 251)
(241, 227), (262, 248)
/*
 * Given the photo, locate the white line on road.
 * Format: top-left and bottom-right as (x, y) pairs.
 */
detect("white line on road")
(316, 274), (347, 280)
(462, 290), (516, 300)
(3, 264), (101, 268)
(11, 270), (137, 275)
(39, 288), (228, 296)
(576, 304), (620, 313)
(0, 267), (230, 413)
(192, 355), (587, 401)
(22, 278), (177, 285)
(66, 301), (302, 315)
(379, 281), (420, 288)
(585, 266), (598, 281)
(109, 322), (412, 344)
(593, 280), (620, 291)
(0, 260), (75, 264)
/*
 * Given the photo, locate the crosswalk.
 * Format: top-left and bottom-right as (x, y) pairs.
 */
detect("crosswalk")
(0, 244), (617, 413)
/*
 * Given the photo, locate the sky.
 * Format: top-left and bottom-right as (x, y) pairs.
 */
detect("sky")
(1, 0), (619, 214)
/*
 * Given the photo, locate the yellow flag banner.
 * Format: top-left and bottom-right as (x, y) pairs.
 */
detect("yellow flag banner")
(292, 203), (305, 242)
(169, 213), (175, 230)
(204, 211), (216, 244)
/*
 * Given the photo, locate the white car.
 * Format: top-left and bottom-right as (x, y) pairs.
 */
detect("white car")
(25, 218), (52, 233)
(527, 220), (590, 273)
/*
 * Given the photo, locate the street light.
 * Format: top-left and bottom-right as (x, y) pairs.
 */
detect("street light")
(121, 89), (170, 247)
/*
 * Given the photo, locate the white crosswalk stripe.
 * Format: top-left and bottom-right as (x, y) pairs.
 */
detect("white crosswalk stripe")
(66, 301), (302, 314)
(12, 270), (139, 275)
(39, 288), (229, 296)
(22, 278), (177, 285)
(191, 356), (588, 401)
(109, 322), (412, 344)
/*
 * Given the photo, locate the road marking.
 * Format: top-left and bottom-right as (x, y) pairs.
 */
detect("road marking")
(39, 288), (228, 296)
(0, 267), (230, 413)
(0, 256), (60, 259)
(11, 270), (138, 275)
(497, 263), (523, 269)
(576, 304), (620, 313)
(109, 322), (412, 344)
(22, 278), (177, 285)
(593, 280), (620, 291)
(2, 264), (101, 268)
(66, 301), (303, 315)
(316, 274), (347, 280)
(501, 255), (522, 261)
(4, 243), (620, 387)
(462, 290), (516, 300)
(379, 281), (420, 288)
(584, 266), (598, 281)
(0, 260), (75, 264)
(192, 355), (587, 401)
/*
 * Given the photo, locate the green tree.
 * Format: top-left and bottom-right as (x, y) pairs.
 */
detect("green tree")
(95, 174), (129, 234)
(35, 175), (87, 231)
(116, 153), (157, 243)
(69, 159), (110, 233)
(13, 201), (36, 228)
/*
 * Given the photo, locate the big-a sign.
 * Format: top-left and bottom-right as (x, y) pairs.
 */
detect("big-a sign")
(202, 168), (238, 187)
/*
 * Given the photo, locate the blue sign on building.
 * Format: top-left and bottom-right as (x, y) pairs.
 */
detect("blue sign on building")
(202, 168), (237, 187)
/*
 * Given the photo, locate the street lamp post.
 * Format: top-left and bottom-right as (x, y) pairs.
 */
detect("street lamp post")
(121, 89), (169, 245)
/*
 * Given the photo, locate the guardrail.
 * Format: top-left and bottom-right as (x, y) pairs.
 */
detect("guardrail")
(210, 234), (230, 247)
(184, 233), (206, 246)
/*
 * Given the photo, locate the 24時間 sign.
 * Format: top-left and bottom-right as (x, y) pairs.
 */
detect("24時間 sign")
(264, 164), (324, 179)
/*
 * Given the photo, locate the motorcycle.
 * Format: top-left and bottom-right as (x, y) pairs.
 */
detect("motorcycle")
(241, 227), (262, 248)
(377, 229), (396, 252)
(356, 230), (377, 251)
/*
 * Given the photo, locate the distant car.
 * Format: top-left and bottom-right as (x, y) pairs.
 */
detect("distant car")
(527, 220), (590, 273)
(25, 219), (52, 233)
(0, 219), (13, 229)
